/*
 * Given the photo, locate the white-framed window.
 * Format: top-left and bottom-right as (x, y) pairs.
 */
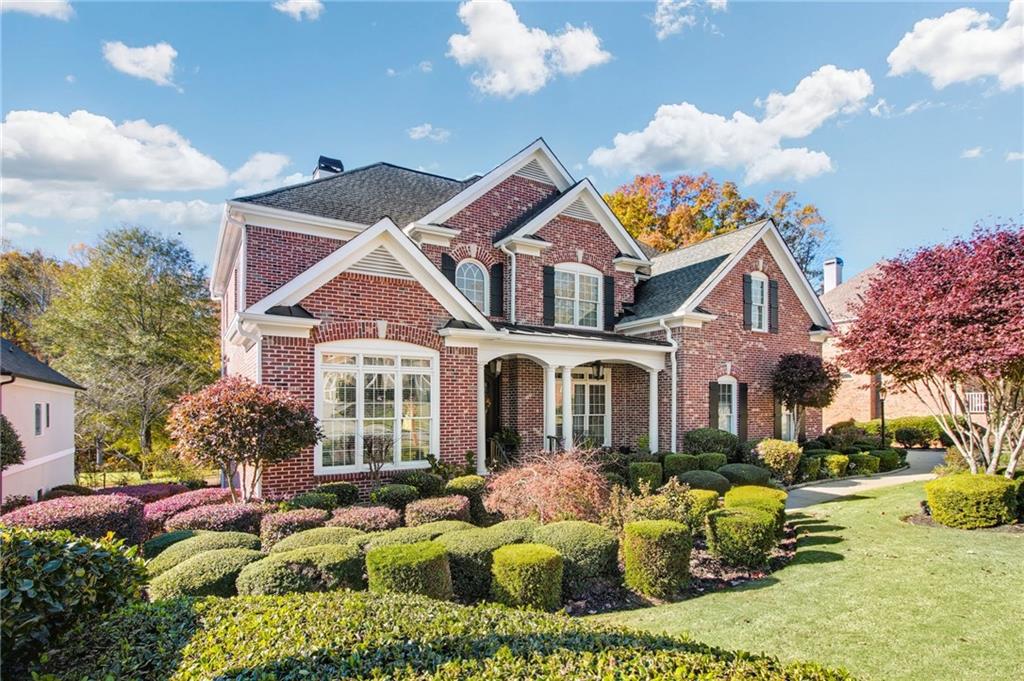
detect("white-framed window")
(455, 260), (488, 314)
(315, 340), (439, 473)
(555, 366), (611, 446)
(781, 407), (797, 441)
(750, 271), (768, 332)
(34, 403), (43, 436)
(554, 263), (601, 328)
(717, 375), (738, 434)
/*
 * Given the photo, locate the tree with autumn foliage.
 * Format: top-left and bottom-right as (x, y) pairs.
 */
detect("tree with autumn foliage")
(839, 223), (1024, 478)
(168, 376), (323, 501)
(771, 353), (843, 440)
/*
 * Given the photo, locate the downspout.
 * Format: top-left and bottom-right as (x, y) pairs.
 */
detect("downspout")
(499, 244), (517, 324)
(659, 318), (679, 452)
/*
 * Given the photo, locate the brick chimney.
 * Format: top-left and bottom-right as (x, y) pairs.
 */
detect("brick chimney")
(312, 155), (344, 180)
(823, 257), (843, 293)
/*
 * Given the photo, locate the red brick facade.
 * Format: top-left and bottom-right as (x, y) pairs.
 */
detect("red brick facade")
(245, 225), (344, 307)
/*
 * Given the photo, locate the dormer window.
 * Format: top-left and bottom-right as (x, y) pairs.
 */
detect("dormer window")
(455, 260), (488, 314)
(554, 263), (601, 328)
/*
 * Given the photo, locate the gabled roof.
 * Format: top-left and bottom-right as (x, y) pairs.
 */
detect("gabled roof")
(620, 255), (730, 323)
(234, 163), (480, 228)
(1, 339), (84, 390)
(820, 261), (885, 323)
(649, 220), (770, 275)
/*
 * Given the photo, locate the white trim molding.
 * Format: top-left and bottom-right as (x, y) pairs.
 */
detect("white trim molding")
(1, 447), (75, 476)
(500, 236), (553, 257)
(404, 222), (461, 247)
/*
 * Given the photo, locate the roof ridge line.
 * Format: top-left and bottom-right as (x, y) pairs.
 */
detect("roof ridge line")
(651, 218), (770, 259)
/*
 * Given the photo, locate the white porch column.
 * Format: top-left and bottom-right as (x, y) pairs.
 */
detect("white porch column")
(648, 368), (659, 453)
(544, 364), (556, 451)
(561, 365), (573, 450)
(476, 361), (487, 474)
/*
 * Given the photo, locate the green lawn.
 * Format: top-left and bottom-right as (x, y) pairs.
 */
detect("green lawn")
(78, 468), (218, 488)
(596, 482), (1024, 681)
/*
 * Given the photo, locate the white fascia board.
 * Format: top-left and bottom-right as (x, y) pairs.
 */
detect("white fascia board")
(579, 178), (650, 261)
(404, 222), (462, 247)
(7, 378), (82, 395)
(613, 255), (649, 273)
(502, 237), (553, 256)
(809, 329), (830, 344)
(416, 139), (574, 227)
(227, 201), (368, 238)
(614, 311), (718, 335)
(210, 205), (242, 299)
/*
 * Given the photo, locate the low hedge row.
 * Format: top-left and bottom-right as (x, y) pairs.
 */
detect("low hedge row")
(147, 531), (261, 576)
(141, 529), (198, 559)
(404, 495), (471, 526)
(0, 493), (146, 545)
(101, 482), (189, 503)
(532, 520), (618, 598)
(622, 520), (691, 599)
(142, 487), (232, 536)
(392, 470), (446, 498)
(924, 474), (1018, 529)
(237, 544), (365, 595)
(717, 463), (771, 486)
(269, 526), (365, 553)
(165, 502), (270, 535)
(434, 527), (515, 602)
(697, 452), (728, 471)
(677, 469), (731, 495)
(260, 508), (329, 548)
(310, 482), (360, 507)
(148, 547), (263, 600)
(663, 453), (700, 478)
(327, 505), (401, 532)
(370, 484), (419, 510)
(847, 453), (880, 475)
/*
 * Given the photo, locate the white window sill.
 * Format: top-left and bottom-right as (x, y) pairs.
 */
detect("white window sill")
(314, 459), (432, 476)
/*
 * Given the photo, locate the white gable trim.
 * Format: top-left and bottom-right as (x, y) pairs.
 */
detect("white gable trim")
(248, 218), (494, 331)
(414, 139), (574, 228)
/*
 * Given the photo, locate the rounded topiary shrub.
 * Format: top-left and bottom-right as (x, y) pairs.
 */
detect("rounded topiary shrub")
(49, 483), (95, 496)
(663, 453), (700, 478)
(872, 449), (901, 472)
(41, 489), (79, 501)
(146, 531), (261, 576)
(716, 463), (771, 486)
(677, 470), (731, 496)
(102, 482), (189, 503)
(260, 508), (329, 549)
(327, 504), (401, 532)
(705, 507), (777, 568)
(532, 520), (618, 597)
(269, 526), (364, 553)
(838, 446), (861, 456)
(0, 493), (146, 545)
(369, 484), (419, 511)
(487, 518), (541, 544)
(604, 472), (627, 488)
(148, 547), (263, 600)
(285, 491), (337, 511)
(165, 502), (270, 535)
(724, 486), (787, 537)
(366, 540), (453, 600)
(685, 489), (720, 535)
(696, 452), (728, 471)
(142, 487), (232, 536)
(681, 428), (739, 457)
(360, 526), (439, 552)
(628, 461), (663, 492)
(823, 454), (850, 478)
(413, 520), (475, 536)
(433, 527), (508, 601)
(445, 475), (487, 523)
(924, 474), (1018, 529)
(311, 482), (359, 507)
(404, 495), (471, 526)
(622, 520), (692, 599)
(490, 543), (563, 611)
(391, 470), (446, 498)
(848, 453), (880, 475)
(801, 439), (828, 451)
(236, 544), (365, 595)
(142, 529), (198, 559)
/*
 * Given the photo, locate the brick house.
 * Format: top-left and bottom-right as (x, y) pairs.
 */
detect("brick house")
(211, 140), (833, 496)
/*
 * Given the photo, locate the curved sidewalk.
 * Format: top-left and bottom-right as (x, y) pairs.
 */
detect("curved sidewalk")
(786, 449), (945, 510)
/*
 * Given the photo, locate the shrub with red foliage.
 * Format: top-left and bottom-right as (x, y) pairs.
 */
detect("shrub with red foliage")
(326, 505), (400, 532)
(164, 502), (272, 535)
(484, 450), (611, 523)
(0, 494), (146, 545)
(143, 487), (232, 536)
(404, 495), (471, 526)
(102, 482), (189, 504)
(260, 508), (330, 548)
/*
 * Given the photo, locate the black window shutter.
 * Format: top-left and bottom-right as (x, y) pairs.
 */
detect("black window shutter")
(603, 275), (616, 330)
(441, 253), (456, 284)
(738, 383), (749, 442)
(773, 398), (783, 439)
(489, 263), (504, 317)
(742, 274), (752, 330)
(708, 382), (720, 428)
(542, 266), (555, 326)
(768, 280), (779, 333)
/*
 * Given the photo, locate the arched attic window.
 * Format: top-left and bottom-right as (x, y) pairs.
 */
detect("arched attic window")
(455, 260), (488, 314)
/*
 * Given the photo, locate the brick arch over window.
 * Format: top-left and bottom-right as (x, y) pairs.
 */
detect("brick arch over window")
(314, 321), (443, 350)
(447, 244), (502, 268)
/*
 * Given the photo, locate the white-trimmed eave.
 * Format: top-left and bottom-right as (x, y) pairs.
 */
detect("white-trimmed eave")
(615, 310), (719, 335)
(210, 205), (241, 299)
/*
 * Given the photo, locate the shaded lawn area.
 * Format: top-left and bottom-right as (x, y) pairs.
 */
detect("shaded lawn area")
(78, 468), (219, 488)
(595, 481), (1024, 681)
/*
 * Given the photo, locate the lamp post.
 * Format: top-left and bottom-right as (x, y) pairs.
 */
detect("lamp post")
(878, 381), (888, 448)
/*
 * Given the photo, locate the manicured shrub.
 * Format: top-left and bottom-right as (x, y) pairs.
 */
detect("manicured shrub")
(236, 544), (365, 595)
(686, 489), (720, 535)
(754, 439), (803, 483)
(370, 483), (419, 510)
(801, 439), (828, 451)
(327, 504), (400, 532)
(360, 526), (440, 552)
(663, 453), (700, 478)
(737, 439), (764, 464)
(724, 486), (787, 537)
(0, 412), (25, 470)
(447, 474), (489, 523)
(532, 520), (618, 597)
(142, 529), (198, 559)
(40, 489), (79, 500)
(1, 495), (33, 514)
(797, 455), (821, 481)
(165, 502), (270, 535)
(872, 449), (901, 472)
(491, 543), (563, 611)
(311, 481), (359, 507)
(103, 482), (189, 503)
(839, 446), (861, 456)
(142, 487), (232, 536)
(433, 527), (508, 601)
(824, 454), (850, 478)
(285, 491), (337, 511)
(392, 470), (446, 498)
(924, 474), (1017, 529)
(413, 519), (475, 536)
(147, 531), (261, 576)
(487, 518), (541, 544)
(484, 451), (609, 523)
(705, 507), (777, 568)
(848, 453), (881, 475)
(604, 472), (627, 488)
(894, 426), (928, 448)
(677, 469), (732, 496)
(803, 449), (841, 457)
(0, 526), (146, 669)
(623, 478), (694, 531)
(623, 520), (692, 599)
(366, 540), (453, 600)
(49, 483), (95, 496)
(697, 452), (728, 471)
(404, 495), (471, 526)
(0, 493), (146, 545)
(717, 463), (771, 486)
(148, 547), (262, 600)
(260, 508), (329, 549)
(269, 526), (364, 553)
(681, 428), (739, 458)
(628, 461), (663, 492)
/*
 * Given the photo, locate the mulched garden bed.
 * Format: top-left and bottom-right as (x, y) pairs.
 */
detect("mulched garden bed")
(564, 523), (798, 616)
(902, 502), (1024, 534)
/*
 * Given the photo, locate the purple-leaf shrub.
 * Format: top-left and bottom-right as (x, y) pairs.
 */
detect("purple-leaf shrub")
(0, 494), (146, 545)
(404, 495), (471, 526)
(326, 505), (400, 532)
(260, 508), (329, 548)
(101, 482), (189, 503)
(164, 502), (272, 535)
(143, 488), (232, 536)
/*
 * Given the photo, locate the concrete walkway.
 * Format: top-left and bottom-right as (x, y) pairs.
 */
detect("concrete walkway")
(786, 449), (945, 510)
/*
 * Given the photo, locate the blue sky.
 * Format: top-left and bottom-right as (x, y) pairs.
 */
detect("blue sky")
(2, 0), (1022, 278)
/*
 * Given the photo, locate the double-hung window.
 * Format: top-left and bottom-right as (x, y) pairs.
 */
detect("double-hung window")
(554, 264), (601, 328)
(717, 377), (737, 434)
(317, 342), (437, 472)
(750, 273), (768, 332)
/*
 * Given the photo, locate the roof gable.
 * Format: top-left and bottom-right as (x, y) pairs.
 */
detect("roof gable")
(1, 339), (84, 390)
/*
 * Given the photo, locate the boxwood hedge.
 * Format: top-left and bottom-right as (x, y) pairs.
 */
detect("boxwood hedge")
(924, 474), (1018, 529)
(369, 484), (419, 510)
(490, 543), (563, 611)
(311, 482), (360, 507)
(444, 475), (488, 523)
(847, 453), (880, 475)
(663, 453), (700, 478)
(141, 529), (198, 559)
(705, 507), (777, 568)
(697, 452), (728, 471)
(677, 470), (732, 496)
(146, 531), (260, 576)
(148, 547), (263, 600)
(434, 527), (510, 602)
(532, 520), (618, 598)
(366, 541), (453, 600)
(622, 520), (692, 599)
(628, 461), (663, 492)
(716, 463), (771, 486)
(268, 526), (365, 554)
(236, 544), (365, 595)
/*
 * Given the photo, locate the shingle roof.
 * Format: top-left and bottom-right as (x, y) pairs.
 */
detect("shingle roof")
(493, 322), (672, 347)
(820, 261), (885, 322)
(1, 339), (84, 390)
(491, 181), (581, 244)
(265, 304), (315, 319)
(234, 163), (480, 227)
(649, 219), (768, 276)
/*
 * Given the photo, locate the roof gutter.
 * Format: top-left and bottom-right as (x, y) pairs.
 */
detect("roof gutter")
(498, 244), (517, 324)
(659, 318), (679, 452)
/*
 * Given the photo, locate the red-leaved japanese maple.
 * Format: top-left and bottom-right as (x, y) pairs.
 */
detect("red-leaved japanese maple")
(771, 353), (842, 439)
(168, 376), (322, 501)
(838, 224), (1024, 476)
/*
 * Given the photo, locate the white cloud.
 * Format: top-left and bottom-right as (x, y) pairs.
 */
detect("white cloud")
(407, 123), (451, 143)
(419, 60), (433, 73)
(102, 41), (179, 89)
(652, 0), (727, 40)
(65, 74), (76, 83)
(961, 146), (984, 159)
(887, 0), (1024, 90)
(869, 98), (892, 117)
(272, 0), (323, 21)
(0, 1), (73, 20)
(110, 198), (221, 228)
(588, 64), (873, 184)
(230, 152), (307, 196)
(2, 221), (43, 238)
(1007, 151), (1024, 161)
(386, 68), (397, 77)
(2, 178), (110, 221)
(447, 0), (611, 97)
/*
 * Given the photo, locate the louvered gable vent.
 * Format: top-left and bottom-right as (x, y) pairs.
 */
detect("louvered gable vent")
(514, 158), (556, 186)
(348, 246), (413, 280)
(562, 197), (596, 222)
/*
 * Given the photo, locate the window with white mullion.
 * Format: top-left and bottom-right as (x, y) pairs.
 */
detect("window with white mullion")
(750, 273), (768, 332)
(554, 265), (602, 328)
